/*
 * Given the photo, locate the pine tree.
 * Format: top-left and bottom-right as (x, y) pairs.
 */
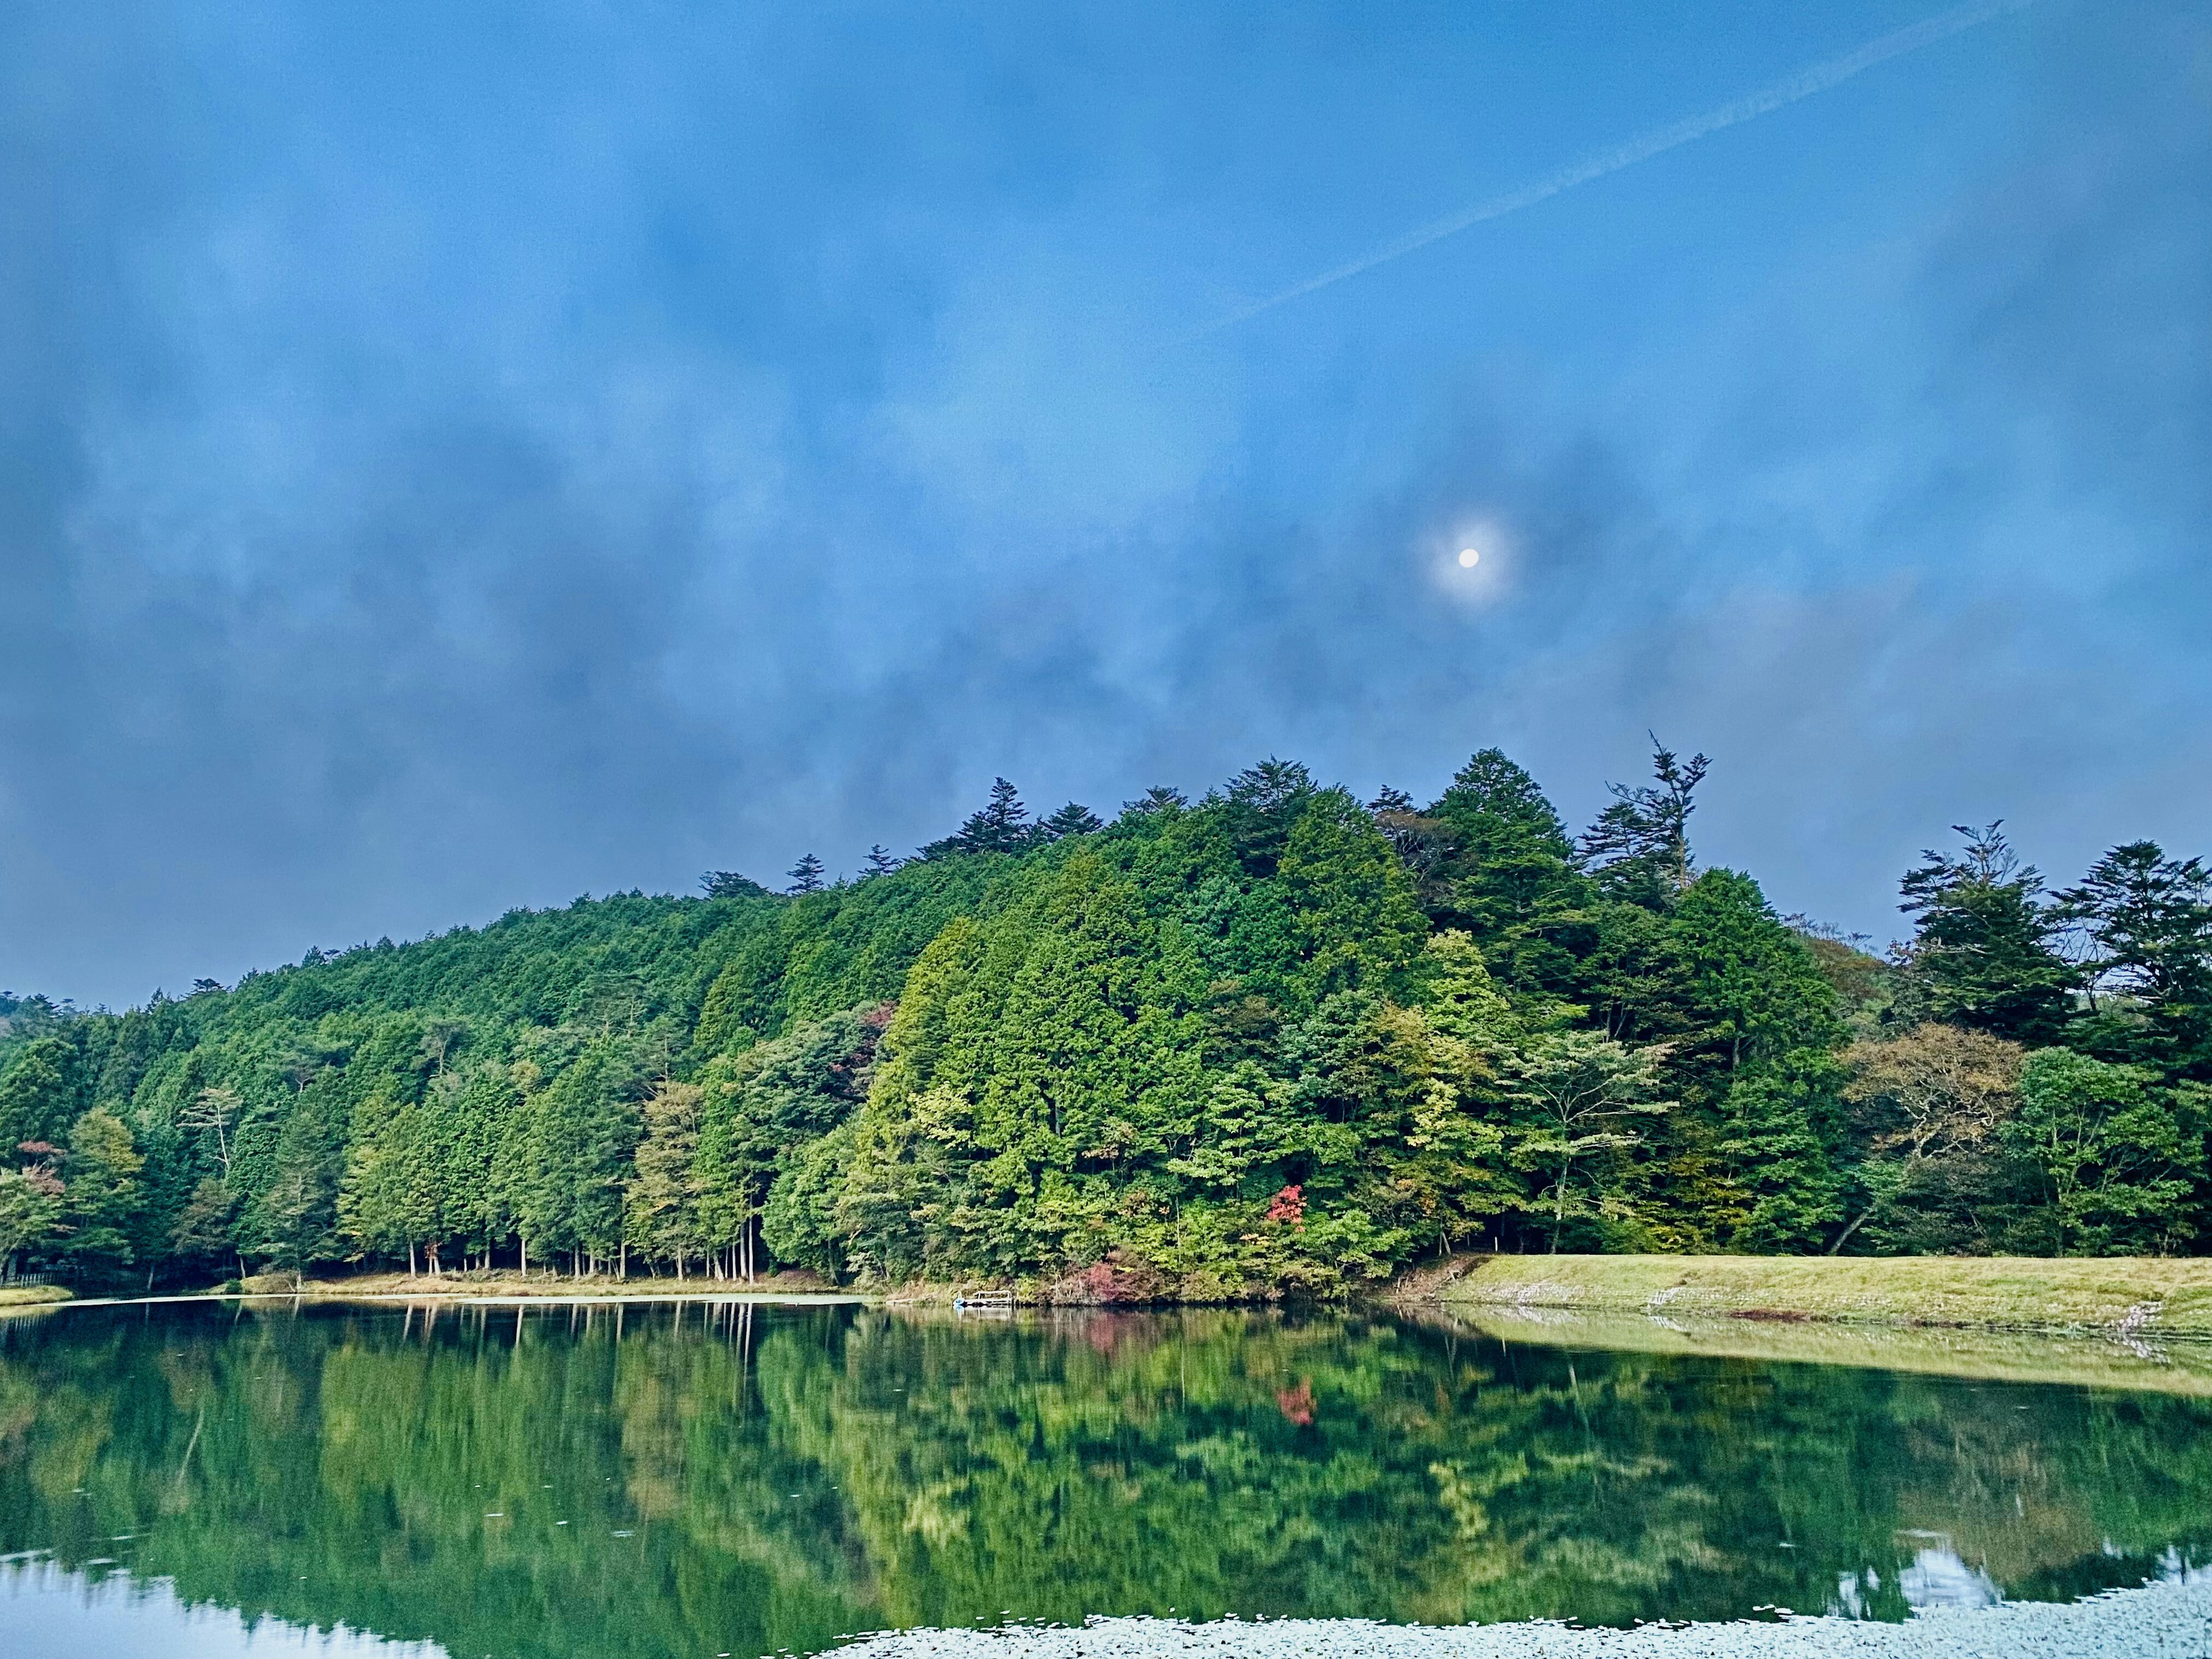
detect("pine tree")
(1037, 802), (1105, 840)
(1899, 823), (2074, 1045)
(700, 870), (770, 899)
(786, 853), (827, 894)
(1580, 738), (1709, 908)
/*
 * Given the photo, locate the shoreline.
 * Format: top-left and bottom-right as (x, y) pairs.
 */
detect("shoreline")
(834, 1580), (2212, 1659)
(20, 1253), (2212, 1343)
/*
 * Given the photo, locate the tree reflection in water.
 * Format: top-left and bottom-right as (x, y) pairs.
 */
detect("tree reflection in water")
(2, 1302), (2208, 1659)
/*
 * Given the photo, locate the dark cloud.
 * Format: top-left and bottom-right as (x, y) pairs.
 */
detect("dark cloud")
(0, 2), (2204, 1004)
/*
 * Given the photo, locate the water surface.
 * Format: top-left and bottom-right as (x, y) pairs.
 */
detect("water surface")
(2, 1300), (2207, 1657)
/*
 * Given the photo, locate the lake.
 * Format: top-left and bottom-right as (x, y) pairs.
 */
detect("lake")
(2, 1299), (2208, 1658)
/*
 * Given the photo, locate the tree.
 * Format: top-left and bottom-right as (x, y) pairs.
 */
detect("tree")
(1498, 1032), (1673, 1251)
(1367, 787), (1456, 909)
(1580, 738), (1709, 908)
(625, 1081), (704, 1277)
(1899, 824), (2074, 1045)
(1716, 1054), (1847, 1252)
(179, 1085), (243, 1180)
(248, 1094), (343, 1279)
(1120, 785), (1187, 819)
(701, 870), (770, 899)
(338, 1093), (437, 1272)
(168, 1176), (244, 1282)
(1219, 759), (1318, 876)
(2055, 841), (2212, 1071)
(1669, 870), (1842, 1080)
(1426, 749), (1585, 949)
(1834, 1024), (2025, 1254)
(58, 1107), (145, 1281)
(862, 845), (904, 877)
(786, 854), (827, 895)
(917, 777), (1038, 859)
(2005, 1050), (2204, 1255)
(519, 1041), (643, 1273)
(0, 1154), (63, 1282)
(1037, 802), (1105, 841)
(0, 1036), (84, 1151)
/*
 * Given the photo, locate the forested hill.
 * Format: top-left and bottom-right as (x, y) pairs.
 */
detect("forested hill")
(3, 748), (2209, 1297)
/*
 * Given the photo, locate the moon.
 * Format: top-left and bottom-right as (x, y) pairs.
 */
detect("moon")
(1457, 547), (1480, 568)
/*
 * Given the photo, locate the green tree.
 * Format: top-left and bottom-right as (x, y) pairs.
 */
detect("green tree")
(248, 1092), (343, 1278)
(1580, 739), (1709, 909)
(1423, 749), (1586, 968)
(2056, 840), (2212, 1073)
(58, 1107), (145, 1281)
(625, 1081), (706, 1277)
(2005, 1050), (2204, 1255)
(0, 1159), (64, 1281)
(1898, 823), (2074, 1045)
(338, 1092), (438, 1272)
(1498, 1031), (1672, 1251)
(0, 1036), (84, 1150)
(1835, 1024), (2025, 1255)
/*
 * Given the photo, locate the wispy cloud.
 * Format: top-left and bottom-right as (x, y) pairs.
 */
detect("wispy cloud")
(1191, 0), (2037, 336)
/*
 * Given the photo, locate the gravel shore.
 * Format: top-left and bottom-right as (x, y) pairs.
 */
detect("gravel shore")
(837, 1579), (2211, 1659)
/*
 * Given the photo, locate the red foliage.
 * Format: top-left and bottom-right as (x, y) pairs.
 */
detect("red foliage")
(1264, 1184), (1305, 1227)
(1275, 1380), (1315, 1425)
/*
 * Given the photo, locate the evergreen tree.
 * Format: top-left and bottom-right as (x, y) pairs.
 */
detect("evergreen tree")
(1899, 823), (2074, 1045)
(58, 1107), (145, 1281)
(786, 854), (827, 895)
(1037, 802), (1105, 840)
(338, 1092), (437, 1271)
(2056, 841), (2212, 1071)
(1426, 749), (1585, 949)
(0, 1036), (84, 1150)
(625, 1080), (705, 1275)
(863, 845), (904, 877)
(701, 870), (771, 899)
(947, 778), (1035, 855)
(1580, 738), (1708, 908)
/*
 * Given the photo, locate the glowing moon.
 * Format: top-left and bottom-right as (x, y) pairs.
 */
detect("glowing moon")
(1457, 547), (1481, 568)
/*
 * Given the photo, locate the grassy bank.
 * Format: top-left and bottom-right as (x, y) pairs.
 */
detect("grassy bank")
(1407, 1252), (2212, 1338)
(1413, 1304), (2212, 1395)
(0, 1283), (71, 1311)
(276, 1267), (850, 1301)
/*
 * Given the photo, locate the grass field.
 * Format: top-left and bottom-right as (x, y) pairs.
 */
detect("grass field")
(1404, 1252), (2212, 1338)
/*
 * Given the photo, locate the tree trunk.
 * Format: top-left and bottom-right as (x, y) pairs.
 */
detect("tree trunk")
(408, 1241), (417, 1278)
(520, 1237), (528, 1277)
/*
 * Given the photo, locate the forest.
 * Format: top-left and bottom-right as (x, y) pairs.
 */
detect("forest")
(1, 744), (2207, 1296)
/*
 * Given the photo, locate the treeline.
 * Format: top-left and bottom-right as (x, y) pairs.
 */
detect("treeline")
(2, 745), (2207, 1294)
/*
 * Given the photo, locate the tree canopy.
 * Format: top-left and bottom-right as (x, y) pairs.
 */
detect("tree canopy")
(4, 746), (2207, 1294)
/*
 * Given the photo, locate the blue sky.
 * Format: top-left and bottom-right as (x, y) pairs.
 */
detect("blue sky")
(2, 1), (2206, 1007)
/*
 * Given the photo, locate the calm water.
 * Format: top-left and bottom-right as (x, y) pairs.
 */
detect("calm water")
(2, 1300), (2209, 1658)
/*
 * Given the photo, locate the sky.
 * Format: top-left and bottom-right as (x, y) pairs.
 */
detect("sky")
(1, 1), (2206, 1009)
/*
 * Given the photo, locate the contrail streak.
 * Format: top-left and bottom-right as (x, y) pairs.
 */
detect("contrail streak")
(1192, 0), (2035, 336)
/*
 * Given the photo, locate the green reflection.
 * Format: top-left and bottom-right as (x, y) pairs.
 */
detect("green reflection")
(1, 1303), (2208, 1658)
